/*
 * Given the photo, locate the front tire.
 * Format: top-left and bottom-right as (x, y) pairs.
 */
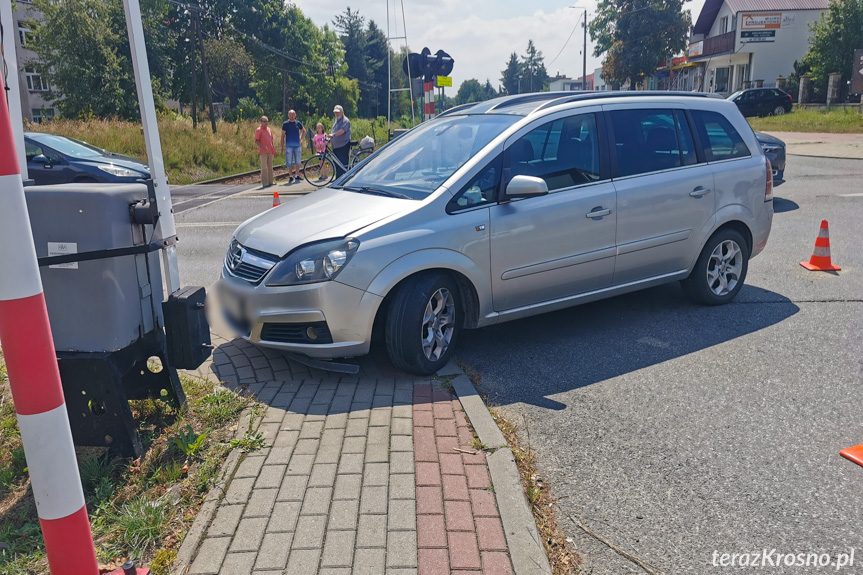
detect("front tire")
(303, 156), (335, 187)
(682, 229), (749, 306)
(385, 272), (461, 375)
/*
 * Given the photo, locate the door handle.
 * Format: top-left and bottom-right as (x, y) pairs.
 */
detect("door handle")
(690, 187), (712, 197)
(586, 208), (612, 218)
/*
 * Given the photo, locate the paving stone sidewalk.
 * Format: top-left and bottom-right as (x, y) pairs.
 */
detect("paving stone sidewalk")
(184, 337), (516, 575)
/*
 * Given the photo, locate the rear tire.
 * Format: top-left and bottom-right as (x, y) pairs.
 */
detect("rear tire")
(772, 105), (786, 116)
(303, 156), (335, 187)
(681, 229), (749, 306)
(385, 272), (461, 375)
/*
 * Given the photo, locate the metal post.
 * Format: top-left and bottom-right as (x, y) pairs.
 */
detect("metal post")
(0, 0), (28, 179)
(0, 73), (99, 575)
(191, 13), (197, 128)
(583, 9), (587, 90)
(195, 11), (217, 135)
(122, 0), (180, 294)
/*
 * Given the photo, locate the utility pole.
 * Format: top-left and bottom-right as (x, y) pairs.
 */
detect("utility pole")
(583, 9), (588, 90)
(191, 13), (198, 128)
(195, 11), (217, 134)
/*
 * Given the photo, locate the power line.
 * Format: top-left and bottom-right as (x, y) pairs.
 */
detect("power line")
(548, 11), (585, 68)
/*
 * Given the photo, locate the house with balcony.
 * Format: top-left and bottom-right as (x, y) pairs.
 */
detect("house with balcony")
(687, 0), (829, 96)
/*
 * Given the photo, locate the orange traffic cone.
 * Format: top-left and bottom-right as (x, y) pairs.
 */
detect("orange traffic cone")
(800, 220), (840, 271)
(272, 191), (281, 208)
(840, 444), (863, 468)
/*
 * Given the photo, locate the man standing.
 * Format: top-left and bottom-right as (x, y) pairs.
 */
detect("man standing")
(330, 105), (351, 177)
(281, 109), (305, 184)
(254, 116), (275, 187)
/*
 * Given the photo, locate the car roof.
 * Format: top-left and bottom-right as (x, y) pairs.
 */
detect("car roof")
(438, 91), (725, 119)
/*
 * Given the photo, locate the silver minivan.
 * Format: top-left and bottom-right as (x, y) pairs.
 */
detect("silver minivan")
(218, 92), (774, 375)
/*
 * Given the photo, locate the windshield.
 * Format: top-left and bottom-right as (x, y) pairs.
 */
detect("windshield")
(338, 114), (519, 199)
(728, 91), (743, 100)
(30, 134), (103, 158)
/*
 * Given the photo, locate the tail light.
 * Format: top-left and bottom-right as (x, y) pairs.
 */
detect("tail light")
(787, 94), (792, 101)
(765, 159), (773, 201)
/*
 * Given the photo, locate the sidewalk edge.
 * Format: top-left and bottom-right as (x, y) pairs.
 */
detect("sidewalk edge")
(171, 404), (258, 575)
(441, 362), (553, 575)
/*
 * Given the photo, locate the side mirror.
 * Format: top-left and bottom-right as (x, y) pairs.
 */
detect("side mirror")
(504, 175), (548, 200)
(32, 154), (50, 165)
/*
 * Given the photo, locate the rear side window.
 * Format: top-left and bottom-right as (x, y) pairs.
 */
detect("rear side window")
(690, 110), (751, 162)
(609, 109), (691, 177)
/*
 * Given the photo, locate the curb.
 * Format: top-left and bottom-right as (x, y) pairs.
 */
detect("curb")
(171, 394), (260, 575)
(438, 362), (553, 575)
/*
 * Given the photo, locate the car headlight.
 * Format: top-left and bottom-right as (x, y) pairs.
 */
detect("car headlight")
(761, 144), (781, 154)
(266, 238), (360, 286)
(97, 164), (144, 178)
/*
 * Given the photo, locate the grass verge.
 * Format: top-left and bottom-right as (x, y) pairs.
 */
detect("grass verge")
(27, 115), (396, 185)
(748, 107), (863, 133)
(0, 351), (261, 575)
(453, 362), (581, 575)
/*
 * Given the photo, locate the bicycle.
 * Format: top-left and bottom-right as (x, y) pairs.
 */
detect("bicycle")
(303, 137), (375, 187)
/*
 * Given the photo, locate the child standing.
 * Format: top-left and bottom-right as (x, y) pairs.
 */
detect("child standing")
(313, 123), (329, 181)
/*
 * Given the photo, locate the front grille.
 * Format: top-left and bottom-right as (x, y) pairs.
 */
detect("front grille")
(231, 261), (269, 282)
(260, 322), (333, 345)
(224, 239), (278, 284)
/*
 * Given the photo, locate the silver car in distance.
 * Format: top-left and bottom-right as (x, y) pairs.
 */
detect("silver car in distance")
(218, 92), (774, 375)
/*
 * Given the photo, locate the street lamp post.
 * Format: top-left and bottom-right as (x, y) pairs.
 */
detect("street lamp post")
(570, 5), (589, 90)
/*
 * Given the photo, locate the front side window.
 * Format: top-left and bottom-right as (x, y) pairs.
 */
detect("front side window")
(447, 154), (502, 211)
(338, 114), (519, 200)
(506, 113), (601, 192)
(690, 110), (751, 161)
(610, 109), (690, 176)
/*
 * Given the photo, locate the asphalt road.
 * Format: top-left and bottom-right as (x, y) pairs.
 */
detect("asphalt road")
(455, 156), (863, 575)
(172, 157), (863, 574)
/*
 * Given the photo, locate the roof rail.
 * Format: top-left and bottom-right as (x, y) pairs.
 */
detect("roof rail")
(486, 91), (576, 111)
(436, 102), (479, 117)
(532, 90), (723, 112)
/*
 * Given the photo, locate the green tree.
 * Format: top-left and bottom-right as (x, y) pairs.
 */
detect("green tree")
(500, 52), (521, 95)
(803, 0), (863, 99)
(456, 79), (485, 103)
(521, 40), (549, 93)
(205, 37), (254, 107)
(589, 0), (691, 89)
(334, 7), (371, 113)
(365, 20), (389, 118)
(30, 0), (174, 119)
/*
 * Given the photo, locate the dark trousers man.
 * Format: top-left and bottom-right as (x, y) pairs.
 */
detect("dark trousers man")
(333, 144), (350, 178)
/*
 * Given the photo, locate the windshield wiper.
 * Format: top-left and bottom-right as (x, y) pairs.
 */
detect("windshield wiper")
(342, 186), (412, 200)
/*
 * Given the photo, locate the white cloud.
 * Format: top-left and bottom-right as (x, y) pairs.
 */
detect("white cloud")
(292, 0), (707, 93)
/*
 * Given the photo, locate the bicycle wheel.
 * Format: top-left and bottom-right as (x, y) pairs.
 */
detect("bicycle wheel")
(350, 149), (374, 169)
(303, 155), (336, 187)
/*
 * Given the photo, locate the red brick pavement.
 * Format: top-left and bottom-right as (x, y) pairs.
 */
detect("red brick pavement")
(413, 383), (514, 575)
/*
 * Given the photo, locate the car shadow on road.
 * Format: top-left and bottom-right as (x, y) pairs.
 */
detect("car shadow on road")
(773, 196), (799, 213)
(455, 283), (798, 410)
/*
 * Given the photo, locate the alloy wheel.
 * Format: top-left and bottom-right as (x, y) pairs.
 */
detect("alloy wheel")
(706, 240), (743, 296)
(772, 106), (785, 116)
(421, 287), (455, 361)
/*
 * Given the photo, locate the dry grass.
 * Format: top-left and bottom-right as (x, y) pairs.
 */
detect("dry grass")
(454, 358), (580, 575)
(492, 409), (581, 575)
(27, 115), (393, 185)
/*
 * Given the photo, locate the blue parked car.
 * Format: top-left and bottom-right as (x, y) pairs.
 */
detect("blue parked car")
(24, 132), (150, 185)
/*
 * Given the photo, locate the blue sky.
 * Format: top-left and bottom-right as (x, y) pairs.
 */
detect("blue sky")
(292, 0), (708, 93)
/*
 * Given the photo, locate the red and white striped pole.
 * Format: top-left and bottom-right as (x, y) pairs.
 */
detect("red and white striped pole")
(0, 77), (99, 574)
